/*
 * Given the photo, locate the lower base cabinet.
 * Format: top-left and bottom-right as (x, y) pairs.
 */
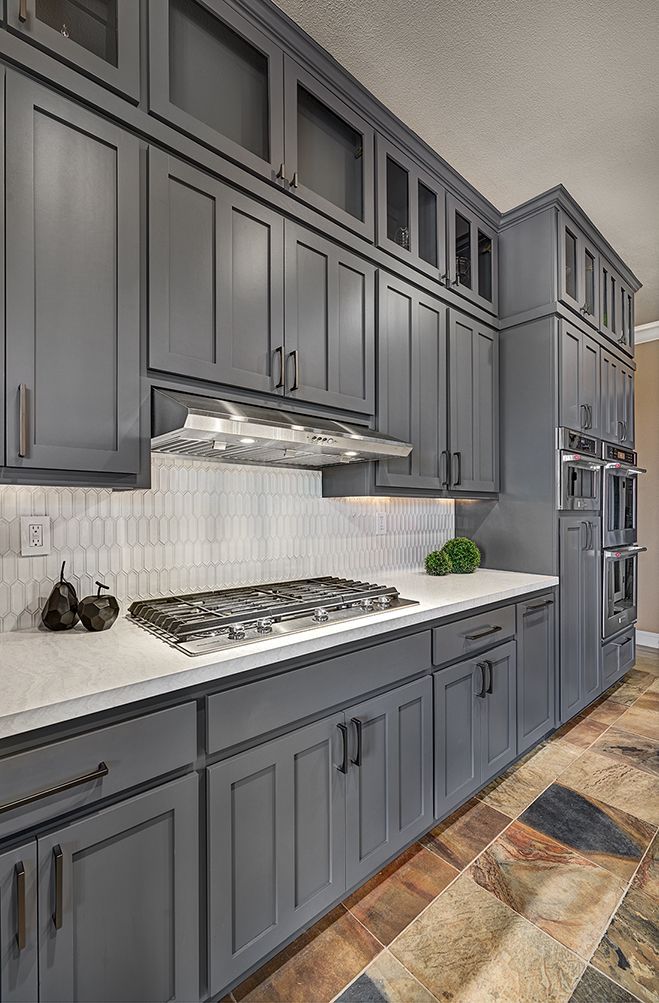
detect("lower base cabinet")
(516, 595), (556, 754)
(602, 629), (636, 689)
(434, 641), (517, 818)
(0, 842), (38, 1003)
(559, 516), (602, 722)
(38, 775), (199, 1003)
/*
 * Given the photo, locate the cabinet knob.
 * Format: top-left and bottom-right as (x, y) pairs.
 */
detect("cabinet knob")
(18, 0), (27, 22)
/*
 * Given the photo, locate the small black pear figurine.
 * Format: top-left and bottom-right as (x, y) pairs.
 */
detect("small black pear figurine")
(41, 561), (79, 631)
(78, 581), (119, 632)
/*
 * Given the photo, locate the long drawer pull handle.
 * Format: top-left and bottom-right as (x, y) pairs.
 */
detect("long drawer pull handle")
(465, 624), (502, 641)
(18, 0), (28, 22)
(18, 384), (29, 458)
(350, 718), (363, 767)
(615, 636), (632, 647)
(53, 845), (63, 930)
(15, 862), (26, 950)
(336, 724), (348, 774)
(0, 761), (109, 815)
(523, 599), (554, 614)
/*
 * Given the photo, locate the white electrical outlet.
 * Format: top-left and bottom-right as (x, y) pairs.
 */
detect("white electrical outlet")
(375, 512), (387, 536)
(20, 516), (51, 557)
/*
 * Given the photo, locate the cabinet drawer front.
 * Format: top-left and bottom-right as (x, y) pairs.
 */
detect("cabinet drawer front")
(602, 630), (635, 688)
(0, 704), (196, 840)
(432, 606), (515, 667)
(207, 632), (431, 754)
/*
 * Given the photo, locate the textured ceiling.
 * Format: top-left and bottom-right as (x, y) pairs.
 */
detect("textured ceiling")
(275, 0), (659, 324)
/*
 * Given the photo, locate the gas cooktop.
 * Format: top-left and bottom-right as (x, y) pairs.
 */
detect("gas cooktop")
(128, 576), (417, 655)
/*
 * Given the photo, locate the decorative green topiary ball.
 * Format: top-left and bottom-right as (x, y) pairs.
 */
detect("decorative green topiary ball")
(425, 550), (453, 576)
(440, 537), (481, 574)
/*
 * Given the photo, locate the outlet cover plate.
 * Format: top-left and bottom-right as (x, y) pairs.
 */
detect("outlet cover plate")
(20, 516), (51, 557)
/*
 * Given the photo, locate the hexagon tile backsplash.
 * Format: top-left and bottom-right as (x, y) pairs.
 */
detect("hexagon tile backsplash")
(0, 454), (454, 631)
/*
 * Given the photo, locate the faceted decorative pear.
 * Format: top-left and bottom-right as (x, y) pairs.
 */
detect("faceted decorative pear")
(78, 581), (119, 632)
(41, 561), (79, 631)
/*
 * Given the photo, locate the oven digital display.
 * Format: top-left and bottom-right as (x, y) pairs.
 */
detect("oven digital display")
(605, 445), (634, 464)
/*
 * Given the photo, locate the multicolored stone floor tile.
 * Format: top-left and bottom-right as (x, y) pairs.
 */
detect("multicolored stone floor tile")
(420, 796), (511, 870)
(344, 843), (457, 945)
(519, 783), (657, 880)
(223, 649), (658, 1003)
(469, 820), (625, 957)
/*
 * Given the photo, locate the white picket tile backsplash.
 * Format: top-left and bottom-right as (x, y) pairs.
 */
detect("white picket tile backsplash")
(0, 455), (454, 631)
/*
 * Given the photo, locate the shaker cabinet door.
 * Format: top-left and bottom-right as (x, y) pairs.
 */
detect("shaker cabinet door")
(434, 659), (483, 819)
(447, 194), (498, 314)
(448, 312), (498, 493)
(559, 516), (601, 722)
(558, 323), (600, 434)
(516, 595), (555, 754)
(5, 74), (140, 475)
(37, 776), (199, 1003)
(149, 149), (285, 394)
(480, 641), (517, 783)
(0, 841), (38, 1003)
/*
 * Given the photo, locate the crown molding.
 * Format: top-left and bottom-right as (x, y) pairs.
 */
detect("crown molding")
(635, 321), (659, 344)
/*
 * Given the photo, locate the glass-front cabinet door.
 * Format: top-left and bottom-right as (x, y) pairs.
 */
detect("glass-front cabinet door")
(581, 235), (600, 328)
(616, 278), (635, 355)
(446, 194), (498, 314)
(558, 211), (599, 329)
(376, 136), (446, 281)
(148, 0), (284, 180)
(7, 0), (139, 99)
(600, 259), (634, 357)
(284, 56), (374, 239)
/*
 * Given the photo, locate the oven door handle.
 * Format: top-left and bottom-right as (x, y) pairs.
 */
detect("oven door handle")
(562, 454), (605, 469)
(604, 463), (646, 475)
(604, 546), (647, 558)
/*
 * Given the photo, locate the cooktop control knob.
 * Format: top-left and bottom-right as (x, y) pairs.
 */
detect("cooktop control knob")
(256, 618), (274, 634)
(360, 598), (374, 610)
(228, 623), (246, 640)
(313, 607), (329, 622)
(375, 595), (391, 607)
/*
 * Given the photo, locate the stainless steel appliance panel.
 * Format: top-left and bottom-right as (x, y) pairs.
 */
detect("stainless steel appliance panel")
(602, 544), (647, 639)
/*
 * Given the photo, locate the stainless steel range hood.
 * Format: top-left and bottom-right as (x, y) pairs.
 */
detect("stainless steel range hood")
(151, 390), (412, 469)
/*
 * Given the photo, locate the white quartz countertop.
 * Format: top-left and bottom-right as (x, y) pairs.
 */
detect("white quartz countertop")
(0, 568), (558, 742)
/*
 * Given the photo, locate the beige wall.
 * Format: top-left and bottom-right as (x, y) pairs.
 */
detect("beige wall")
(636, 339), (659, 633)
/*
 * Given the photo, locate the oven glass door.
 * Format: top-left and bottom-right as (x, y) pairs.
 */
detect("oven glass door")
(604, 468), (638, 547)
(560, 456), (602, 511)
(603, 547), (645, 638)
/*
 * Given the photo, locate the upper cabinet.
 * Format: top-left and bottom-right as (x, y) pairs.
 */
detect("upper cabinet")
(6, 0), (140, 100)
(447, 194), (498, 315)
(376, 136), (446, 281)
(600, 257), (634, 357)
(558, 210), (599, 329)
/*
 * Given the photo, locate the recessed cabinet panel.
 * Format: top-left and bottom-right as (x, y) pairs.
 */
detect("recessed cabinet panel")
(558, 323), (601, 435)
(0, 842), (38, 1003)
(517, 596), (555, 754)
(448, 312), (498, 493)
(5, 75), (140, 474)
(559, 516), (601, 722)
(434, 659), (481, 818)
(149, 150), (284, 394)
(447, 194), (498, 313)
(7, 0), (140, 99)
(481, 641), (517, 782)
(284, 57), (374, 238)
(148, 0), (284, 180)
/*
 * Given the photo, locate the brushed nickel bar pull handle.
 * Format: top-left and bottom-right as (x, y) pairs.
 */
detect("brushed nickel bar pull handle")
(523, 599), (554, 614)
(274, 347), (284, 389)
(276, 163), (289, 184)
(52, 846), (63, 930)
(465, 624), (502, 641)
(0, 761), (109, 815)
(18, 0), (28, 23)
(290, 350), (300, 391)
(15, 862), (26, 950)
(18, 384), (29, 458)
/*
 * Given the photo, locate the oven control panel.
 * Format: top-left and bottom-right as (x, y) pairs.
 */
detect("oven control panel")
(603, 443), (636, 465)
(558, 428), (599, 457)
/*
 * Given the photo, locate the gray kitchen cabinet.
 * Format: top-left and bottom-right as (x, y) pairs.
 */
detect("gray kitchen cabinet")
(446, 193), (498, 314)
(37, 774), (199, 1003)
(148, 0), (285, 182)
(149, 148), (284, 394)
(345, 676), (433, 888)
(559, 323), (601, 434)
(208, 714), (346, 996)
(448, 311), (498, 493)
(618, 364), (634, 446)
(602, 629), (635, 689)
(376, 135), (446, 281)
(376, 275), (447, 490)
(559, 516), (602, 722)
(284, 221), (375, 413)
(6, 0), (140, 100)
(558, 210), (599, 328)
(516, 595), (555, 754)
(5, 73), (140, 475)
(284, 56), (374, 239)
(600, 350), (634, 444)
(0, 841), (38, 1003)
(602, 258), (635, 357)
(434, 640), (517, 819)
(616, 278), (635, 356)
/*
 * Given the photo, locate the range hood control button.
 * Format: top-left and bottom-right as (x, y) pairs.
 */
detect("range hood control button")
(256, 618), (274, 634)
(228, 623), (246, 640)
(313, 607), (329, 622)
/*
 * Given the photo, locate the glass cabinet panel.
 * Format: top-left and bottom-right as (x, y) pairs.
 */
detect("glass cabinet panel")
(36, 0), (118, 63)
(386, 157), (410, 249)
(169, 0), (270, 162)
(602, 266), (609, 327)
(477, 229), (493, 302)
(417, 182), (437, 267)
(584, 248), (596, 315)
(565, 228), (577, 300)
(611, 276), (617, 335)
(297, 85), (364, 222)
(455, 212), (472, 289)
(620, 287), (627, 343)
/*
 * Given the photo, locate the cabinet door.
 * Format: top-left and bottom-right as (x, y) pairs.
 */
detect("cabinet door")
(148, 0), (284, 181)
(284, 222), (375, 413)
(208, 714), (345, 995)
(616, 279), (635, 356)
(618, 366), (634, 445)
(434, 659), (483, 819)
(559, 516), (601, 722)
(447, 194), (498, 314)
(516, 596), (555, 754)
(377, 276), (447, 490)
(448, 312), (498, 493)
(346, 677), (433, 887)
(284, 56), (374, 239)
(7, 0), (140, 100)
(480, 641), (517, 782)
(149, 149), (284, 393)
(0, 842), (38, 1003)
(600, 258), (617, 344)
(581, 236), (600, 328)
(376, 135), (446, 281)
(38, 775), (199, 1003)
(5, 74), (140, 474)
(600, 350), (622, 442)
(559, 324), (599, 433)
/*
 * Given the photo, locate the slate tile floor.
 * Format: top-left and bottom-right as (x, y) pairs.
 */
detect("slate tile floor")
(227, 647), (659, 1003)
